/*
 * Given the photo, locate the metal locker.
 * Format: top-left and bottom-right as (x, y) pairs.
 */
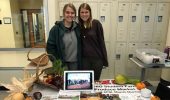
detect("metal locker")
(99, 2), (111, 42)
(128, 3), (142, 42)
(127, 43), (138, 58)
(116, 3), (129, 42)
(153, 3), (170, 42)
(114, 43), (127, 75)
(140, 3), (156, 42)
(126, 43), (140, 77)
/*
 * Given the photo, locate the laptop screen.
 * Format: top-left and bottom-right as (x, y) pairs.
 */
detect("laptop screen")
(64, 70), (94, 91)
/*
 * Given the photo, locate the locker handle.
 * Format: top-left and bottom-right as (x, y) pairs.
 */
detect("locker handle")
(158, 16), (163, 22)
(116, 54), (121, 60)
(129, 54), (133, 58)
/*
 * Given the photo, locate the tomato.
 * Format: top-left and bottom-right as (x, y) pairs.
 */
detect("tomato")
(101, 80), (110, 84)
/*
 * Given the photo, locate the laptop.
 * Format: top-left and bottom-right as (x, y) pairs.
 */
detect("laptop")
(63, 70), (94, 92)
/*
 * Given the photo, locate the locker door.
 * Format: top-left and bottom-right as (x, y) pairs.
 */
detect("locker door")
(99, 3), (111, 79)
(116, 3), (129, 42)
(115, 43), (127, 75)
(88, 2), (98, 19)
(126, 43), (140, 77)
(99, 3), (111, 42)
(140, 3), (156, 42)
(127, 43), (138, 58)
(128, 3), (142, 42)
(153, 3), (170, 42)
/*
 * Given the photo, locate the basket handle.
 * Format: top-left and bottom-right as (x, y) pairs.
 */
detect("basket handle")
(35, 54), (56, 81)
(27, 48), (33, 60)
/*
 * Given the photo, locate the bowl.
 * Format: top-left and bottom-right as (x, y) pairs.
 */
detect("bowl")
(141, 88), (151, 98)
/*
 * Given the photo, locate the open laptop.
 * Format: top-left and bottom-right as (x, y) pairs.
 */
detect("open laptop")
(63, 70), (94, 92)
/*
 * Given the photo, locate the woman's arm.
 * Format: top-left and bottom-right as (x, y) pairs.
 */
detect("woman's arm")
(46, 25), (59, 61)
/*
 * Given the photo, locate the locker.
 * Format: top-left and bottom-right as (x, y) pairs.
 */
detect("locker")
(126, 43), (140, 77)
(140, 3), (156, 42)
(99, 3), (111, 42)
(153, 3), (170, 42)
(127, 43), (138, 58)
(115, 43), (127, 75)
(116, 3), (129, 42)
(128, 3), (142, 42)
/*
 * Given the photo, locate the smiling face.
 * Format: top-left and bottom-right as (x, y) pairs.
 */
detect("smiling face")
(80, 8), (90, 22)
(78, 3), (92, 28)
(63, 6), (76, 23)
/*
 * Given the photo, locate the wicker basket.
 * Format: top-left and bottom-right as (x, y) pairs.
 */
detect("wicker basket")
(27, 48), (49, 67)
(31, 52), (63, 91)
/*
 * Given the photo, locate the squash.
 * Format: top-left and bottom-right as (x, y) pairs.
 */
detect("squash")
(12, 92), (25, 100)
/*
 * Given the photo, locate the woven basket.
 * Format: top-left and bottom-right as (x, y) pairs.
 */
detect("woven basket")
(27, 48), (49, 67)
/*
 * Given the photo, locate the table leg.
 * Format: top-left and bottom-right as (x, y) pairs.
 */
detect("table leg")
(141, 68), (146, 81)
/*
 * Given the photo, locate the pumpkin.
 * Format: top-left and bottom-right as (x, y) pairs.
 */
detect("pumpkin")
(135, 82), (146, 90)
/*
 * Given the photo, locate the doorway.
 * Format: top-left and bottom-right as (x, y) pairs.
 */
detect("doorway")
(21, 9), (46, 48)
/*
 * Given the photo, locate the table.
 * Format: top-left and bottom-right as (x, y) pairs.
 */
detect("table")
(130, 57), (170, 81)
(1, 82), (152, 100)
(94, 82), (151, 100)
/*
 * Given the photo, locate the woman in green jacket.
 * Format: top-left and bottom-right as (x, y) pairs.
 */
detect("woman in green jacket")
(46, 3), (81, 70)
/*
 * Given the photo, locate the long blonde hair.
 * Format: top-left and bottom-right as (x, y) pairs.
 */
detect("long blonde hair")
(78, 3), (92, 28)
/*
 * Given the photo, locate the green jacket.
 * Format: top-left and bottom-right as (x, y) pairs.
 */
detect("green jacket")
(46, 21), (82, 69)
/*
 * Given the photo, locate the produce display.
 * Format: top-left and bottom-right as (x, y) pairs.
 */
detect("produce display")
(39, 59), (67, 90)
(114, 74), (140, 85)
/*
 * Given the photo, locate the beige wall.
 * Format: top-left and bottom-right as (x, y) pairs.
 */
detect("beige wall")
(0, 0), (15, 48)
(0, 0), (44, 48)
(47, 0), (58, 29)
